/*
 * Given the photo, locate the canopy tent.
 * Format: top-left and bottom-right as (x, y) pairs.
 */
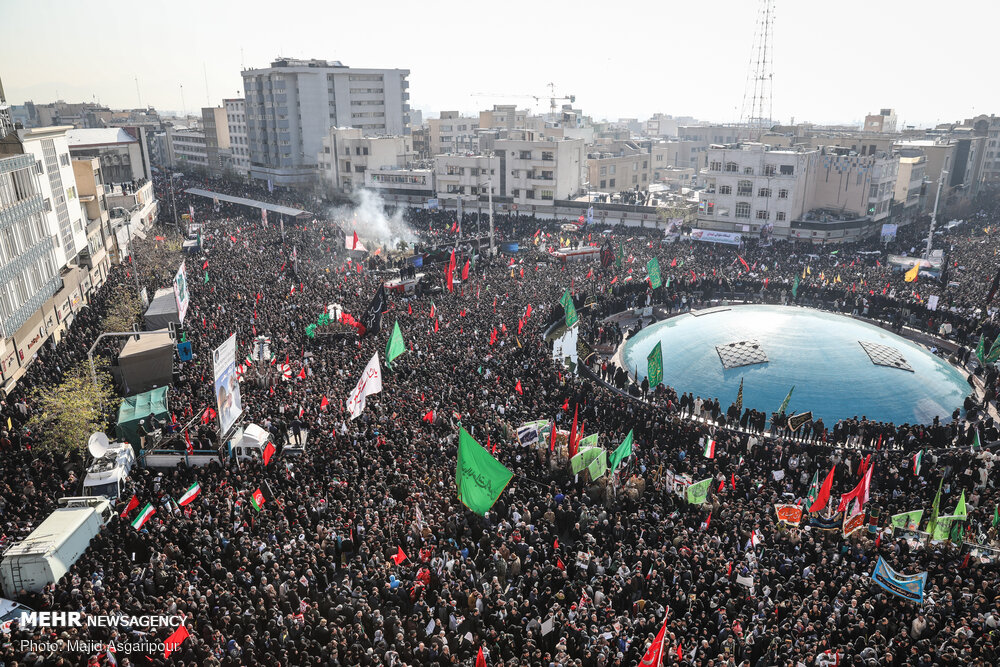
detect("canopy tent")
(114, 330), (174, 395)
(116, 386), (170, 448)
(143, 287), (179, 330)
(183, 188), (311, 218)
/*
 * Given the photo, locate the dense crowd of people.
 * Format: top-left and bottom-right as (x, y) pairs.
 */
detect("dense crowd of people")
(2, 174), (1000, 667)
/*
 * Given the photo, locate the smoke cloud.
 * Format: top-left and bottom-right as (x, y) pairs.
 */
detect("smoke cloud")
(328, 189), (418, 248)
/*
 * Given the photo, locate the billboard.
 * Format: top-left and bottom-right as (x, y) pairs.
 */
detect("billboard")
(212, 333), (243, 435)
(689, 229), (743, 246)
(172, 261), (190, 325)
(880, 223), (898, 241)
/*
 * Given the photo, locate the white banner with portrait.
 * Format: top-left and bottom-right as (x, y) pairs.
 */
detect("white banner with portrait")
(213, 333), (243, 435)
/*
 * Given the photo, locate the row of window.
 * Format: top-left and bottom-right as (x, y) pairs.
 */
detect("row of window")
(370, 173), (427, 185)
(717, 183), (789, 198)
(709, 161), (794, 176)
(510, 189), (554, 200)
(704, 201), (787, 221)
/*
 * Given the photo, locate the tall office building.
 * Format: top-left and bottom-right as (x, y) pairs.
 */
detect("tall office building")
(241, 57), (410, 187)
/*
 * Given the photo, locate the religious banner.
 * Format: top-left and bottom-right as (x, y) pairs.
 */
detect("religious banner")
(810, 513), (842, 531)
(870, 557), (927, 603)
(890, 509), (924, 531)
(647, 342), (663, 388)
(346, 352), (383, 420)
(212, 334), (243, 435)
(774, 504), (803, 526)
(843, 510), (866, 537)
(646, 257), (662, 289)
(686, 477), (712, 505)
(456, 427), (513, 515)
(788, 411), (813, 432)
(560, 289), (579, 328)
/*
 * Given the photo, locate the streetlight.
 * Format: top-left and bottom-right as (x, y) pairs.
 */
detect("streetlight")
(925, 169), (948, 259)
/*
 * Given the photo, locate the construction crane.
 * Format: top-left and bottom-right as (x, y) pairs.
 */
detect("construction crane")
(470, 83), (576, 117)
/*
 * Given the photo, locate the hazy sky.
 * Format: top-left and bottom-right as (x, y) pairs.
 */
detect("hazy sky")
(2, 0), (997, 128)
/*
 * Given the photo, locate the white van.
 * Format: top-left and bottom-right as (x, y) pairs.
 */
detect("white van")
(83, 442), (136, 500)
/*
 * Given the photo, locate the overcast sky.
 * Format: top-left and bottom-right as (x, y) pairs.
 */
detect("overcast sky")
(2, 0), (997, 128)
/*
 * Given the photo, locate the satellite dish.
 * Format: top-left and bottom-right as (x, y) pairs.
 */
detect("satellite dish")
(88, 432), (110, 458)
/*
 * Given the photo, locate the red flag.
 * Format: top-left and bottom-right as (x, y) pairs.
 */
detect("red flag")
(704, 512), (712, 528)
(462, 259), (470, 281)
(556, 558), (565, 571)
(690, 270), (697, 281)
(638, 618), (668, 667)
(297, 368), (306, 379)
(320, 395), (329, 410)
(488, 434), (496, 454)
(476, 646), (487, 667)
(554, 537), (559, 548)
(352, 230), (359, 249)
(407, 303), (412, 315)
(501, 322), (507, 334)
(670, 257), (677, 267)
(120, 494), (139, 518)
(422, 410), (434, 423)
(433, 319), (439, 333)
(515, 380), (523, 395)
(525, 304), (533, 319)
(429, 302), (436, 319)
(163, 625), (190, 658)
(569, 405), (579, 459)
(718, 479), (725, 493)
(184, 429), (194, 455)
(446, 249), (456, 292)
(610, 276), (617, 285)
(489, 328), (497, 345)
(519, 267), (524, 278)
(562, 398), (569, 410)
(202, 260), (209, 269)
(263, 440), (276, 465)
(392, 546), (407, 565)
(808, 465), (836, 513)
(549, 421), (557, 452)
(586, 268), (593, 279)
(737, 255), (750, 272)
(731, 473), (736, 490)
(677, 643), (683, 662)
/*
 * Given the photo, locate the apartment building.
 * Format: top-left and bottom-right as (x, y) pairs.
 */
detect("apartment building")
(894, 151), (926, 213)
(71, 158), (112, 290)
(165, 127), (208, 169)
(66, 127), (151, 185)
(365, 166), (435, 197)
(433, 154), (499, 198)
(587, 144), (651, 192)
(494, 132), (585, 206)
(224, 98), (250, 176)
(318, 127), (413, 192)
(863, 109), (897, 133)
(201, 107), (231, 176)
(479, 105), (528, 131)
(242, 57), (410, 187)
(427, 111), (479, 156)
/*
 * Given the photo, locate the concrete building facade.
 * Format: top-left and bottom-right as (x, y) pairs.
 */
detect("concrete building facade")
(318, 127), (413, 192)
(201, 107), (231, 176)
(224, 98), (250, 176)
(495, 132), (586, 207)
(427, 111), (479, 156)
(166, 128), (208, 169)
(242, 57), (410, 187)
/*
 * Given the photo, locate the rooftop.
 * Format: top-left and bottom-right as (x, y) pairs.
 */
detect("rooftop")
(67, 128), (137, 147)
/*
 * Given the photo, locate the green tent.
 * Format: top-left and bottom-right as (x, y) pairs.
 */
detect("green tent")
(116, 387), (170, 449)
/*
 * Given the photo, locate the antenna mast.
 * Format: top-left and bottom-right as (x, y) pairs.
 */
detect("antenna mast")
(738, 0), (775, 141)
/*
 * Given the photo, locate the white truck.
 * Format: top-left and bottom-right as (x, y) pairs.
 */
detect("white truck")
(82, 441), (136, 499)
(141, 423), (277, 468)
(0, 497), (113, 595)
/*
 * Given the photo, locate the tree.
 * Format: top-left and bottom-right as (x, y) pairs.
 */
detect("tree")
(26, 359), (118, 456)
(101, 284), (144, 333)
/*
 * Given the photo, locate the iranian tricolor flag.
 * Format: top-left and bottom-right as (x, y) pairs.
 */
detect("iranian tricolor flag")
(178, 482), (201, 506)
(131, 503), (156, 530)
(703, 438), (716, 459)
(747, 529), (763, 549)
(250, 488), (266, 511)
(913, 450), (922, 476)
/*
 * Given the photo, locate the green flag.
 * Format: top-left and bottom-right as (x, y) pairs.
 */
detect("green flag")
(932, 515), (956, 541)
(578, 433), (598, 450)
(609, 429), (634, 471)
(972, 429), (982, 453)
(735, 377), (744, 414)
(647, 342), (663, 388)
(954, 490), (967, 519)
(456, 427), (513, 515)
(646, 257), (662, 289)
(686, 477), (712, 505)
(570, 446), (603, 475)
(993, 504), (999, 528)
(976, 334), (986, 364)
(792, 275), (799, 298)
(777, 386), (794, 415)
(986, 336), (1000, 363)
(560, 289), (579, 328)
(890, 509), (924, 530)
(615, 242), (624, 269)
(386, 320), (405, 369)
(204, 271), (210, 284)
(587, 450), (608, 480)
(926, 477), (943, 535)
(805, 470), (820, 508)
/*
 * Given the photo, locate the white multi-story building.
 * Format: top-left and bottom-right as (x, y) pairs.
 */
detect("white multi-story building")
(699, 143), (815, 234)
(427, 111), (479, 156)
(224, 98), (250, 176)
(895, 151), (926, 213)
(495, 131), (586, 206)
(18, 126), (88, 267)
(318, 127), (412, 192)
(242, 57), (410, 187)
(166, 128), (208, 169)
(698, 143), (900, 242)
(66, 127), (152, 185)
(365, 167), (435, 197)
(434, 154), (499, 198)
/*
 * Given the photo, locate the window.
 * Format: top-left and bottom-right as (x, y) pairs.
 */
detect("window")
(735, 202), (751, 218)
(776, 211), (786, 221)
(540, 190), (553, 200)
(59, 154), (70, 167)
(710, 161), (721, 171)
(743, 166), (754, 175)
(758, 187), (771, 198)
(599, 180), (606, 188)
(763, 164), (775, 176)
(737, 180), (752, 196)
(719, 185), (731, 195)
(725, 162), (738, 172)
(519, 151), (532, 160)
(632, 175), (638, 184)
(779, 165), (794, 175)
(542, 151), (554, 161)
(609, 179), (615, 187)
(778, 189), (788, 199)
(600, 166), (607, 176)
(610, 165), (616, 175)
(756, 210), (770, 220)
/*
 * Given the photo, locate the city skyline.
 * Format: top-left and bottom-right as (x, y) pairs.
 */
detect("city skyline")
(2, 0), (999, 128)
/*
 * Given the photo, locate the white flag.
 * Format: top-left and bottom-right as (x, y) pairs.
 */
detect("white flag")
(347, 352), (383, 420)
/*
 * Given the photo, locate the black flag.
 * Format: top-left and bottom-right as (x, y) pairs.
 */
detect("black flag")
(988, 266), (1000, 304)
(362, 285), (387, 336)
(600, 243), (614, 268)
